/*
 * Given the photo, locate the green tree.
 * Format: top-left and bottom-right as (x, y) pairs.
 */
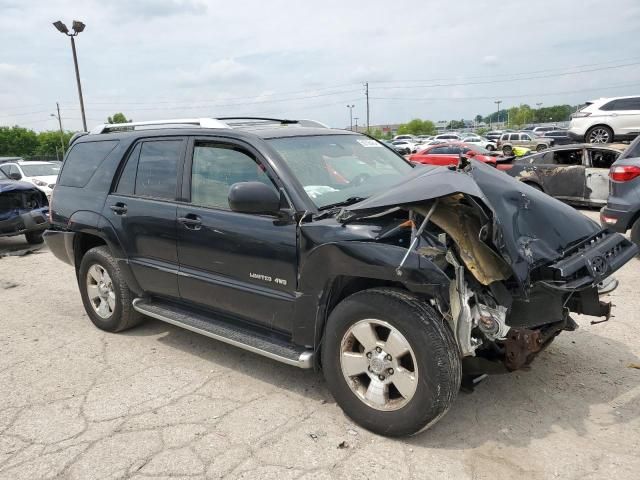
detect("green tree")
(0, 126), (39, 156)
(107, 113), (132, 124)
(35, 130), (75, 158)
(446, 120), (465, 130)
(474, 114), (483, 124)
(397, 119), (437, 136)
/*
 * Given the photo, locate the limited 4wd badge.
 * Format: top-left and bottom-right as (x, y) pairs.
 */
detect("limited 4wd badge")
(249, 272), (287, 286)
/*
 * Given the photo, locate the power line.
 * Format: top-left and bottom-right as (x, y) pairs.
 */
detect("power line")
(371, 56), (640, 84)
(369, 62), (640, 90)
(369, 80), (640, 103)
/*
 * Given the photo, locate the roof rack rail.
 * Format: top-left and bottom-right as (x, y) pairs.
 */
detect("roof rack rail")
(89, 118), (230, 135)
(218, 117), (329, 129)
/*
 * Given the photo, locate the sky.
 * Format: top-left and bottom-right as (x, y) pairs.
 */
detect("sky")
(1, 0), (640, 132)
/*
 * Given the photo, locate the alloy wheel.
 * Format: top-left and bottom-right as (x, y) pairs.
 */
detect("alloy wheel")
(86, 264), (116, 319)
(340, 319), (418, 411)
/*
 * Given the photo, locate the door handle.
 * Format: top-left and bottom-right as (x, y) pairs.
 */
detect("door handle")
(110, 203), (127, 215)
(178, 214), (202, 230)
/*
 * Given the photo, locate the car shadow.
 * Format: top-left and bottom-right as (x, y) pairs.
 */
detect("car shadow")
(0, 236), (46, 257)
(123, 317), (639, 447)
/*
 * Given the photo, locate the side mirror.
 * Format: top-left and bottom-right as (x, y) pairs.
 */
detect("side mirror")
(9, 172), (22, 180)
(228, 182), (282, 215)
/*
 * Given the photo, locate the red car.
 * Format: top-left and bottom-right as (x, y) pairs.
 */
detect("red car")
(408, 142), (498, 167)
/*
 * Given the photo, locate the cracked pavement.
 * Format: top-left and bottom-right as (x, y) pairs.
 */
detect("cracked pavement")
(0, 211), (639, 479)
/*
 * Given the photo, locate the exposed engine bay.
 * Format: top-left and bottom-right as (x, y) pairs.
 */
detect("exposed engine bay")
(337, 161), (638, 373)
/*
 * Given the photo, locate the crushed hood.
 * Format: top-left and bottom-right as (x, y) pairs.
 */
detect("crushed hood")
(0, 180), (42, 193)
(346, 161), (601, 285)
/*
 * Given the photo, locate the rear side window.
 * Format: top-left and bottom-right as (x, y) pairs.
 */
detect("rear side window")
(58, 140), (119, 187)
(134, 140), (183, 200)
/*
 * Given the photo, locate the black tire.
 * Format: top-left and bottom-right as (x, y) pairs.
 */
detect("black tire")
(78, 246), (143, 332)
(536, 144), (548, 152)
(486, 144), (495, 151)
(322, 288), (461, 437)
(586, 125), (613, 144)
(631, 218), (640, 246)
(502, 145), (513, 155)
(24, 231), (44, 244)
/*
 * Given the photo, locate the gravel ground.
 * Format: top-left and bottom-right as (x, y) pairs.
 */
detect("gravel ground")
(0, 210), (639, 480)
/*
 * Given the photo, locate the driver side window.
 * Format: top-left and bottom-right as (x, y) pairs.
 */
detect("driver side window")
(190, 144), (275, 210)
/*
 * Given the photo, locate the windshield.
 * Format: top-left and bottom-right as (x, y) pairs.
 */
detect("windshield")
(20, 163), (60, 177)
(268, 135), (413, 209)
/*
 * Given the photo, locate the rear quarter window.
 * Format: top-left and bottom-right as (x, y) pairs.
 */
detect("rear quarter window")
(58, 140), (119, 187)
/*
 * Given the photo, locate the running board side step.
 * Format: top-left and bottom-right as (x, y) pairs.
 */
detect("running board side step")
(132, 298), (314, 369)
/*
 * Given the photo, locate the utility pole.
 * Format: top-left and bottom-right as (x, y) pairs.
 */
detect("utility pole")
(354, 117), (359, 133)
(364, 82), (370, 133)
(494, 100), (502, 128)
(53, 102), (65, 155)
(346, 104), (355, 131)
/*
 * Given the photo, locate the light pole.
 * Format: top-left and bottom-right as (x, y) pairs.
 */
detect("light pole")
(536, 102), (542, 124)
(354, 117), (359, 133)
(346, 104), (355, 131)
(494, 100), (502, 128)
(53, 20), (87, 131)
(50, 102), (66, 155)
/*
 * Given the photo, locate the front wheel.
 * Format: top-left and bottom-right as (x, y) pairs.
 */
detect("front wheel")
(322, 288), (461, 437)
(502, 145), (513, 155)
(486, 144), (495, 151)
(24, 231), (44, 244)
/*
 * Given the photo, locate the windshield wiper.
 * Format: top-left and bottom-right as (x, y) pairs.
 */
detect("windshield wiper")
(318, 196), (367, 211)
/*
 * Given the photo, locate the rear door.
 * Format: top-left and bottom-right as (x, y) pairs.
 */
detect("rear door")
(176, 137), (298, 332)
(585, 148), (620, 204)
(104, 138), (186, 299)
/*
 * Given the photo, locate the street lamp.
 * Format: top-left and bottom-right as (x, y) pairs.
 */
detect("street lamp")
(53, 20), (87, 131)
(494, 100), (502, 128)
(50, 102), (66, 156)
(354, 117), (359, 132)
(346, 105), (355, 131)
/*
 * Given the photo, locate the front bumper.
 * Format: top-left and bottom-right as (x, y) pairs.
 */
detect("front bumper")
(0, 208), (49, 238)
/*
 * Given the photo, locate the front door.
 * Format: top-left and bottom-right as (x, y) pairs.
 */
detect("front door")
(176, 139), (297, 332)
(103, 138), (186, 299)
(585, 148), (620, 204)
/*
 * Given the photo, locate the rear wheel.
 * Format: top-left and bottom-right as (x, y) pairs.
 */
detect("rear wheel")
(631, 218), (640, 246)
(24, 231), (44, 244)
(536, 144), (548, 152)
(322, 288), (461, 437)
(78, 246), (143, 332)
(586, 125), (613, 144)
(486, 144), (496, 151)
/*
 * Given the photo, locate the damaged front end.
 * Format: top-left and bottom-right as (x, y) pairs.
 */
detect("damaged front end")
(0, 182), (49, 238)
(341, 161), (638, 373)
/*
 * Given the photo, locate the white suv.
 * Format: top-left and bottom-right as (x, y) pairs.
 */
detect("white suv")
(0, 161), (60, 199)
(569, 96), (640, 144)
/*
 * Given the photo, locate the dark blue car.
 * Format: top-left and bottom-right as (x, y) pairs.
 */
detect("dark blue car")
(0, 168), (49, 244)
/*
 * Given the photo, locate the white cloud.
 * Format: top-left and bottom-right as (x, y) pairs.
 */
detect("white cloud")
(177, 58), (260, 87)
(482, 55), (499, 66)
(0, 63), (35, 81)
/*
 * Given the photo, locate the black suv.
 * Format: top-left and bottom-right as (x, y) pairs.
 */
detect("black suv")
(45, 117), (637, 436)
(601, 135), (640, 245)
